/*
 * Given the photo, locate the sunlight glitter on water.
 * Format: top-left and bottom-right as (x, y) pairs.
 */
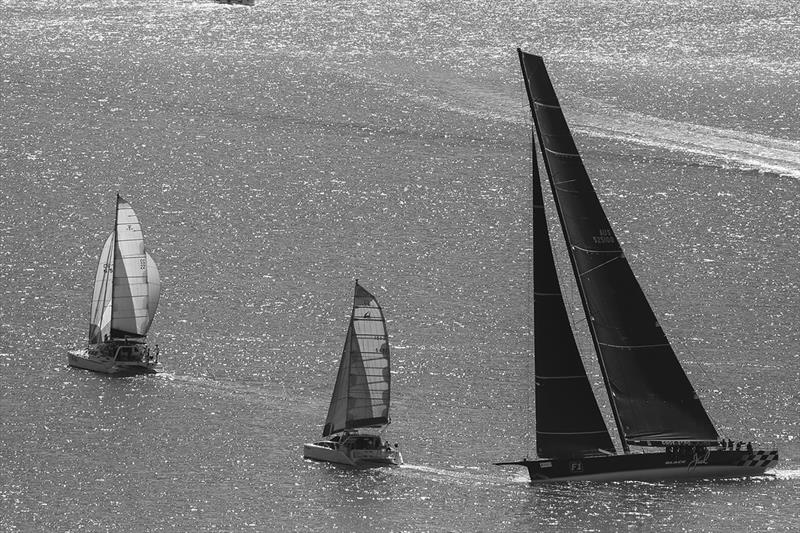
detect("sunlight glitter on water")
(2, 1), (799, 531)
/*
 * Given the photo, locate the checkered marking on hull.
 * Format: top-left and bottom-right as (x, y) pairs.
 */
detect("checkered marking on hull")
(736, 450), (779, 468)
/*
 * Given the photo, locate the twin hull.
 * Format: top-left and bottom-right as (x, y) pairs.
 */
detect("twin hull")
(510, 449), (779, 482)
(68, 347), (159, 376)
(303, 439), (402, 467)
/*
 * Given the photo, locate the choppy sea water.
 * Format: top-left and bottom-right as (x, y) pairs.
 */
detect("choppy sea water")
(1, 0), (799, 531)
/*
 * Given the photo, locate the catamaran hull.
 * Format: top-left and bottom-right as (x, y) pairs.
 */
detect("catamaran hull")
(303, 442), (403, 467)
(67, 350), (159, 376)
(503, 449), (778, 482)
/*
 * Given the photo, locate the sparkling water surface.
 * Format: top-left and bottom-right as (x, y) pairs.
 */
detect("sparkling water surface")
(2, 0), (799, 531)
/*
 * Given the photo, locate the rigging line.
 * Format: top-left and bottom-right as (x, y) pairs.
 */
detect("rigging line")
(542, 182), (618, 450)
(552, 185), (586, 356)
(577, 254), (623, 277)
(538, 165), (582, 338)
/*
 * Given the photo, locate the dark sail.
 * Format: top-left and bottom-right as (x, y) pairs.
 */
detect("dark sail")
(519, 53), (616, 459)
(518, 50), (719, 447)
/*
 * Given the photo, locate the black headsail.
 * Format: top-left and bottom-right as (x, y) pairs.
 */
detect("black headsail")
(519, 54), (616, 459)
(518, 50), (719, 450)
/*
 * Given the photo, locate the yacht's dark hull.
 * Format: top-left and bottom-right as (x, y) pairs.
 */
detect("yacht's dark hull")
(499, 449), (778, 482)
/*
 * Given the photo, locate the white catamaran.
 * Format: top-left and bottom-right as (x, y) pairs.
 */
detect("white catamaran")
(496, 50), (778, 482)
(68, 194), (162, 376)
(303, 281), (402, 467)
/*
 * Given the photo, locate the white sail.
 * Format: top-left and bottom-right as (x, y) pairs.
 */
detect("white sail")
(110, 197), (149, 337)
(88, 232), (115, 344)
(323, 282), (391, 437)
(82, 195), (161, 341)
(144, 252), (161, 332)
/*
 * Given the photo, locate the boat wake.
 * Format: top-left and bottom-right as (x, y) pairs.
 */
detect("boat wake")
(769, 468), (800, 481)
(570, 104), (800, 180)
(156, 371), (290, 405)
(399, 464), (522, 485)
(530, 94), (800, 181)
(380, 65), (800, 181)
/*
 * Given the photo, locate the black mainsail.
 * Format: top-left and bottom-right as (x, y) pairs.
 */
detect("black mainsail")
(518, 50), (719, 449)
(522, 65), (616, 458)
